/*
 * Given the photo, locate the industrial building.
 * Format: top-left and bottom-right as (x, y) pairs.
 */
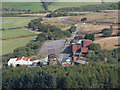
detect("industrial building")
(72, 39), (92, 62)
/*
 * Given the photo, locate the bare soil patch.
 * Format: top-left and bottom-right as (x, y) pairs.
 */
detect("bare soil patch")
(77, 24), (118, 40)
(93, 37), (119, 50)
(41, 17), (72, 31)
(19, 13), (47, 17)
(1, 34), (38, 40)
(68, 11), (118, 23)
(77, 23), (119, 50)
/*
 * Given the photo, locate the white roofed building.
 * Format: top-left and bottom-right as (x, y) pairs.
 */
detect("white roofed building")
(8, 56), (33, 67)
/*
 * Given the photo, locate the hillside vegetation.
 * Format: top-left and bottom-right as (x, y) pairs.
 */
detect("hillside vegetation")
(2, 2), (101, 12)
(2, 2), (45, 12)
(2, 1), (119, 12)
(47, 2), (101, 11)
(2, 63), (119, 88)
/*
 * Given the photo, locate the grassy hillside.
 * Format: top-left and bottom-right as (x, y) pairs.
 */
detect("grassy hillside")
(2, 2), (45, 12)
(2, 1), (118, 12)
(47, 2), (101, 11)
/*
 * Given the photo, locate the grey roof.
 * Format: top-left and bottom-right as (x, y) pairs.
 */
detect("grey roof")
(75, 60), (86, 64)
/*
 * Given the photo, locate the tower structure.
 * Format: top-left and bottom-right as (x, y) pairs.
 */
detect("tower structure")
(48, 49), (56, 65)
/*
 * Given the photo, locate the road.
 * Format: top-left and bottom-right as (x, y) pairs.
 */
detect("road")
(58, 17), (81, 62)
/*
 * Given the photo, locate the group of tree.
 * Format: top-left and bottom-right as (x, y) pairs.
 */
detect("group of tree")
(28, 18), (76, 40)
(55, 2), (118, 12)
(2, 61), (119, 88)
(74, 33), (95, 41)
(46, 12), (86, 17)
(46, 12), (68, 17)
(86, 43), (119, 63)
(2, 8), (48, 17)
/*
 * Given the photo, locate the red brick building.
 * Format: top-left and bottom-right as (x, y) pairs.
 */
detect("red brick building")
(72, 39), (92, 62)
(48, 54), (55, 65)
(48, 49), (56, 65)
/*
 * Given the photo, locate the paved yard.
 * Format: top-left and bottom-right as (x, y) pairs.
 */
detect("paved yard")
(39, 39), (66, 55)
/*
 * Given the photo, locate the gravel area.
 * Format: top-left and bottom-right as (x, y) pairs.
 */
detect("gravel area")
(39, 39), (66, 55)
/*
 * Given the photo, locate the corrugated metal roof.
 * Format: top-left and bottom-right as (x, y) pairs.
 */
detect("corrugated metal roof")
(75, 60), (87, 64)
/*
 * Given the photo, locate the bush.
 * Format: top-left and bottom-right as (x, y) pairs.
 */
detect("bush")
(68, 26), (76, 33)
(117, 31), (120, 36)
(36, 33), (47, 42)
(74, 36), (83, 40)
(102, 28), (112, 37)
(84, 33), (95, 41)
(81, 17), (87, 22)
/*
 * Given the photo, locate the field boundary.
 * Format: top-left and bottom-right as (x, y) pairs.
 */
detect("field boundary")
(1, 34), (38, 40)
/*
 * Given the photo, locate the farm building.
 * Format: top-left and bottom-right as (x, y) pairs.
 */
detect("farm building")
(8, 56), (33, 67)
(72, 39), (92, 62)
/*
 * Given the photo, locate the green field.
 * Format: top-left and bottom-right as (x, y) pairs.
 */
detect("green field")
(2, 17), (39, 29)
(2, 36), (36, 55)
(2, 17), (39, 39)
(2, 29), (36, 39)
(48, 2), (101, 11)
(2, 11), (25, 14)
(2, 1), (118, 12)
(2, 2), (45, 12)
(2, 17), (39, 55)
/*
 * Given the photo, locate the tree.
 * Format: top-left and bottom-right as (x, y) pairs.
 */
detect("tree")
(84, 33), (95, 41)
